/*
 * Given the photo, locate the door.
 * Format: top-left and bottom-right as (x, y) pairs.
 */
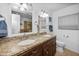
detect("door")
(12, 14), (20, 34)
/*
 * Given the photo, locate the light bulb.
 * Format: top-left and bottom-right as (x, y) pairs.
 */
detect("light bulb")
(22, 3), (28, 10)
(40, 11), (48, 17)
(13, 6), (18, 10)
(15, 3), (20, 5)
(43, 13), (48, 17)
(20, 7), (25, 11)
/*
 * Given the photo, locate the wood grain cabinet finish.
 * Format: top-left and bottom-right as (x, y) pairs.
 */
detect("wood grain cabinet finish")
(18, 45), (42, 56)
(43, 37), (56, 56)
(18, 36), (56, 56)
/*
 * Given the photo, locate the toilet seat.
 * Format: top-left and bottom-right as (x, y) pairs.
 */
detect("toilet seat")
(56, 41), (65, 47)
(56, 40), (65, 52)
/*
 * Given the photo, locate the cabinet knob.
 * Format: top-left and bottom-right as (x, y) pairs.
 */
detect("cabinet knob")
(32, 50), (37, 53)
(45, 49), (48, 54)
(46, 51), (48, 54)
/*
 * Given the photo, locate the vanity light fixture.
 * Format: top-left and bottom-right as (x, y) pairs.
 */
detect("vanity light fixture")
(40, 10), (48, 17)
(20, 7), (25, 11)
(13, 3), (32, 12)
(22, 3), (28, 9)
(15, 3), (20, 5)
(43, 13), (48, 17)
(20, 3), (28, 11)
(13, 6), (18, 10)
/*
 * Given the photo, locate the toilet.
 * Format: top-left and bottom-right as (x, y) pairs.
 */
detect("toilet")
(56, 40), (65, 52)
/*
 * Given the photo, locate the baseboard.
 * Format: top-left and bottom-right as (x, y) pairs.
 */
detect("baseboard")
(64, 48), (79, 55)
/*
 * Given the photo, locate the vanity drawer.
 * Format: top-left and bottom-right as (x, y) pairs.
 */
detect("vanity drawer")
(18, 44), (42, 56)
(29, 45), (42, 56)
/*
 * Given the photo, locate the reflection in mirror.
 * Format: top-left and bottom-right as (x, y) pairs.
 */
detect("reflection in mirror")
(11, 3), (32, 34)
(20, 13), (32, 32)
(11, 11), (32, 34)
(0, 14), (8, 37)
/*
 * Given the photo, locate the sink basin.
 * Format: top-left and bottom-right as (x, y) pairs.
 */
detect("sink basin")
(43, 35), (51, 37)
(18, 39), (36, 46)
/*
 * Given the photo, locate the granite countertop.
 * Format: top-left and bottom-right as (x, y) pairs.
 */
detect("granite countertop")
(0, 33), (56, 56)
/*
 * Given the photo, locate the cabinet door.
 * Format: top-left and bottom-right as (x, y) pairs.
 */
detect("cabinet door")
(43, 40), (52, 56)
(52, 42), (56, 55)
(43, 43), (53, 56)
(43, 37), (56, 56)
(52, 37), (56, 55)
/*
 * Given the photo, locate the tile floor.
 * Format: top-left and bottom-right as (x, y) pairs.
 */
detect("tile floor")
(55, 48), (79, 56)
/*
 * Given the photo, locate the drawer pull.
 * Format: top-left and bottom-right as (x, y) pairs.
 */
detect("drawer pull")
(46, 51), (48, 54)
(44, 49), (48, 54)
(32, 51), (37, 53)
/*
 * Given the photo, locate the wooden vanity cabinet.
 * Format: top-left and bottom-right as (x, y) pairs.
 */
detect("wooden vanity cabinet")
(18, 45), (42, 56)
(42, 37), (56, 56)
(18, 36), (56, 56)
(52, 37), (56, 55)
(28, 45), (42, 56)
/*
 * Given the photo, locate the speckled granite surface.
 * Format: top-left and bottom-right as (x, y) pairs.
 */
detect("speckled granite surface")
(0, 33), (56, 56)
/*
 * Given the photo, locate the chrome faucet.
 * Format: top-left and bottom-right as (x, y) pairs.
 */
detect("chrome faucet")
(37, 16), (40, 35)
(22, 32), (26, 40)
(37, 24), (40, 35)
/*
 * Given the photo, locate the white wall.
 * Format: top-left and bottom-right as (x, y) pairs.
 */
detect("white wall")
(0, 3), (12, 37)
(53, 4), (79, 53)
(12, 14), (20, 34)
(32, 5), (37, 33)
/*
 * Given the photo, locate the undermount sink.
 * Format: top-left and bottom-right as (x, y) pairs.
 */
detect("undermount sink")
(43, 35), (51, 37)
(17, 39), (36, 46)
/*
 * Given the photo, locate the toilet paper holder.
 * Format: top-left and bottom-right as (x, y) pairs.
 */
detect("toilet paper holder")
(63, 34), (69, 38)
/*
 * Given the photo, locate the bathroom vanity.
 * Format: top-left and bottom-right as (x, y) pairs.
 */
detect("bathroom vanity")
(0, 33), (56, 56)
(17, 36), (56, 56)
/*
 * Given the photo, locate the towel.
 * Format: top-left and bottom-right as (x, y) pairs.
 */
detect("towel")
(0, 20), (7, 37)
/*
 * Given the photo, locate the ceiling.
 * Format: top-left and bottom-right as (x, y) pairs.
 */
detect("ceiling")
(32, 3), (77, 14)
(10, 3), (77, 15)
(12, 11), (32, 19)
(11, 3), (76, 13)
(10, 3), (32, 15)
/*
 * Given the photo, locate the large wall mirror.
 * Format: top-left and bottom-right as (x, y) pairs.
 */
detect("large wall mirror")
(20, 13), (32, 33)
(11, 11), (32, 34)
(11, 3), (32, 34)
